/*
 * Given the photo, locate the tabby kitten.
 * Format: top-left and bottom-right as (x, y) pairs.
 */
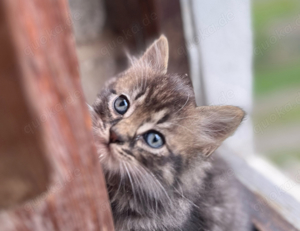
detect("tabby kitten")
(91, 35), (250, 231)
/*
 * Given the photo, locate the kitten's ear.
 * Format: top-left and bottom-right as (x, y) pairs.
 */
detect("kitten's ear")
(196, 106), (245, 157)
(139, 35), (169, 74)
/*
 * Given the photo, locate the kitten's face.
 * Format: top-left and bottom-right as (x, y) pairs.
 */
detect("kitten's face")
(91, 36), (244, 205)
(94, 68), (196, 185)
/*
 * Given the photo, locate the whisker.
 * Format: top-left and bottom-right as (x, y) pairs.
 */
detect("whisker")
(173, 179), (200, 210)
(175, 93), (190, 114)
(112, 162), (124, 201)
(142, 66), (147, 92)
(130, 165), (148, 204)
(173, 116), (201, 121)
(139, 165), (173, 206)
(127, 164), (145, 205)
(124, 162), (137, 205)
(132, 164), (158, 214)
(168, 122), (195, 135)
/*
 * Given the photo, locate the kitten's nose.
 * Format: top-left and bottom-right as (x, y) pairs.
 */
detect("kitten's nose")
(109, 127), (124, 144)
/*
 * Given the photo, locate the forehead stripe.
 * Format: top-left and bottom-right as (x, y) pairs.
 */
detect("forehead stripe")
(110, 89), (117, 94)
(122, 149), (134, 157)
(157, 114), (169, 124)
(134, 90), (146, 100)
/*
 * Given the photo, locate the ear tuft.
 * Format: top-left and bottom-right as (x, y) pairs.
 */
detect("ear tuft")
(201, 144), (219, 157)
(139, 35), (169, 74)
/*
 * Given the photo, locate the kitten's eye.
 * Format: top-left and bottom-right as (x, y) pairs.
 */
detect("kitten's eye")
(114, 95), (129, 115)
(144, 131), (164, 149)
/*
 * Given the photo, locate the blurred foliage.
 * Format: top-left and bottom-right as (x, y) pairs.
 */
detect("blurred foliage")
(255, 104), (300, 128)
(255, 63), (300, 95)
(268, 149), (300, 167)
(253, 0), (300, 95)
(253, 0), (299, 32)
(253, 0), (300, 173)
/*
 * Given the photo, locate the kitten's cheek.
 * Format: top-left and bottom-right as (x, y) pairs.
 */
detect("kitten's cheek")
(93, 123), (110, 144)
(107, 145), (122, 160)
(95, 142), (109, 161)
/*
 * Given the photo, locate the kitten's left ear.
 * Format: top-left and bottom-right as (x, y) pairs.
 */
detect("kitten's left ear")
(139, 35), (169, 74)
(196, 106), (245, 157)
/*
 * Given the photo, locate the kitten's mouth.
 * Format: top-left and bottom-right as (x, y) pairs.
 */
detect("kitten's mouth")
(100, 142), (118, 160)
(94, 136), (112, 161)
(107, 144), (114, 155)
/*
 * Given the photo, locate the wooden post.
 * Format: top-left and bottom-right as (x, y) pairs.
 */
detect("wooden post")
(0, 1), (50, 209)
(0, 0), (114, 230)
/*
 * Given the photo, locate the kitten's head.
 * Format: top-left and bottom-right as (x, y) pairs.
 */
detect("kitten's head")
(91, 35), (244, 210)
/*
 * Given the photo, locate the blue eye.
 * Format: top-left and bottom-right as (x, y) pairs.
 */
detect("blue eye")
(114, 95), (129, 115)
(144, 131), (164, 149)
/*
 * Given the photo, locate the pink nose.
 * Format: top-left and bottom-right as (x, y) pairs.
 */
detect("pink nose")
(109, 128), (123, 144)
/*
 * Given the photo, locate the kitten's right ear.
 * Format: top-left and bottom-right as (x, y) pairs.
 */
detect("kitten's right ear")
(138, 35), (169, 74)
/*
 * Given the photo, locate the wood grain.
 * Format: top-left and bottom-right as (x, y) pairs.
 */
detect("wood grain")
(0, 0), (114, 230)
(241, 183), (298, 231)
(219, 146), (300, 231)
(0, 2), (50, 209)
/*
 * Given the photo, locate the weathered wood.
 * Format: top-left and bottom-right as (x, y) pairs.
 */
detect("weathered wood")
(0, 2), (50, 209)
(219, 146), (300, 231)
(240, 183), (298, 231)
(0, 0), (114, 230)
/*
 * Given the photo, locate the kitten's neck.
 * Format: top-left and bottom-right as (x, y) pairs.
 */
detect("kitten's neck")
(106, 165), (210, 231)
(109, 184), (193, 231)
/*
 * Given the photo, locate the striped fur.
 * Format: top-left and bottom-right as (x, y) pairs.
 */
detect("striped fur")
(91, 36), (250, 231)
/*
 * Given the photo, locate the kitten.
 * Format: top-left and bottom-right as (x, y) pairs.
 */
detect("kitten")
(91, 35), (250, 231)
